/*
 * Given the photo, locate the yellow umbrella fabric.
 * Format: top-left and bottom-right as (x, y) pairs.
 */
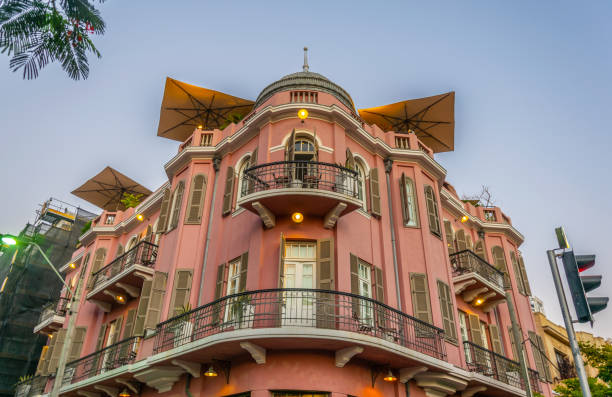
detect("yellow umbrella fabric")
(358, 92), (455, 153)
(71, 167), (152, 211)
(157, 77), (255, 142)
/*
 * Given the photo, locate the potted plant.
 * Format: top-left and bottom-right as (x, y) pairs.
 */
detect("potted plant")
(171, 304), (194, 348)
(229, 293), (252, 328)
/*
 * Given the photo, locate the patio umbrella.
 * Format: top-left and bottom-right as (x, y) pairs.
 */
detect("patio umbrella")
(71, 167), (152, 211)
(157, 77), (255, 142)
(358, 92), (455, 153)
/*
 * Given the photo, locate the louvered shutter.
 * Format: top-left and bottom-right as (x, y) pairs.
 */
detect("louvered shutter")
(316, 239), (334, 329)
(87, 248), (107, 289)
(529, 331), (546, 381)
(373, 267), (385, 328)
(186, 174), (207, 224)
(286, 129), (296, 161)
(158, 188), (171, 232)
(213, 263), (227, 323)
(122, 309), (136, 339)
(115, 244), (124, 258)
(489, 324), (503, 354)
(239, 252), (249, 292)
(410, 273), (433, 324)
(510, 251), (525, 295)
(437, 281), (457, 341)
(35, 345), (49, 375)
(350, 254), (360, 317)
(90, 323), (107, 372)
(456, 230), (467, 251)
(519, 255), (532, 295)
(537, 334), (551, 381)
(222, 166), (235, 216)
(466, 234), (473, 250)
(145, 226), (152, 242)
(399, 173), (409, 226)
(47, 328), (67, 373)
(278, 233), (285, 287)
(67, 327), (87, 363)
(492, 246), (511, 288)
(251, 147), (259, 166)
(345, 148), (356, 170)
(444, 221), (454, 255)
(171, 270), (193, 316)
(425, 186), (441, 236)
(369, 168), (381, 217)
(169, 181), (185, 229)
(468, 314), (483, 346)
(133, 280), (151, 336)
(509, 326), (519, 360)
(144, 272), (167, 330)
(474, 240), (486, 260)
(109, 317), (123, 345)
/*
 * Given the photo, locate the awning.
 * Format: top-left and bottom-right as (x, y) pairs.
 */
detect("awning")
(71, 167), (152, 211)
(157, 77), (255, 142)
(358, 92), (455, 153)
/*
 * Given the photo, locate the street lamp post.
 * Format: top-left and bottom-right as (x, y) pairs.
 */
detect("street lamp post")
(2, 235), (80, 397)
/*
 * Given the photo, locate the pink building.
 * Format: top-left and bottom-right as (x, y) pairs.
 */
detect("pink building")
(31, 61), (552, 397)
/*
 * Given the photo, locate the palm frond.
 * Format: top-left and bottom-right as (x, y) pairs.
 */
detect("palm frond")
(60, 0), (105, 33)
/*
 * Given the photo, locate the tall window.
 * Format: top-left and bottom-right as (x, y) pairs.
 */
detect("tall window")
(400, 174), (419, 227)
(358, 260), (373, 324)
(168, 181), (185, 230)
(355, 161), (367, 209)
(424, 185), (441, 236)
(294, 139), (316, 161)
(237, 155), (251, 199)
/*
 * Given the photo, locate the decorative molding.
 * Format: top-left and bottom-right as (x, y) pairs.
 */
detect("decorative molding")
(453, 280), (477, 295)
(116, 283), (140, 298)
(462, 386), (486, 397)
(414, 372), (468, 397)
(133, 366), (185, 393)
(93, 385), (118, 397)
(334, 346), (363, 368)
(114, 379), (139, 394)
(240, 342), (266, 364)
(89, 299), (111, 313)
(324, 203), (347, 229)
(399, 366), (428, 383)
(482, 299), (506, 313)
(252, 201), (276, 229)
(171, 359), (201, 378)
(462, 287), (489, 303)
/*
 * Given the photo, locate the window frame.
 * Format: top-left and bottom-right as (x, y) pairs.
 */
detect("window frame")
(403, 175), (419, 227)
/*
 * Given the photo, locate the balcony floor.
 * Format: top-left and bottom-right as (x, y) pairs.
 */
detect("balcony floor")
(86, 264), (154, 304)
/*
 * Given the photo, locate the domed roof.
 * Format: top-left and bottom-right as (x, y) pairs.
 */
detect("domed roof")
(254, 70), (355, 111)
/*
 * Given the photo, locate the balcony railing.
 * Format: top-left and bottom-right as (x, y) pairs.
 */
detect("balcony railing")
(14, 376), (48, 397)
(91, 241), (158, 290)
(449, 250), (505, 290)
(464, 341), (542, 393)
(154, 288), (446, 361)
(63, 336), (141, 386)
(241, 161), (360, 198)
(38, 297), (69, 324)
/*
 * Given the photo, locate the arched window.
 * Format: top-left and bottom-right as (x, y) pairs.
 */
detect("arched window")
(237, 155), (251, 199)
(424, 185), (441, 236)
(355, 160), (367, 209)
(126, 236), (138, 251)
(285, 130), (318, 161)
(168, 181), (185, 230)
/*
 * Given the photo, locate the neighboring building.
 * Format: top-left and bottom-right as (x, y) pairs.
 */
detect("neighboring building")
(533, 309), (610, 386)
(530, 296), (545, 316)
(0, 198), (95, 397)
(30, 59), (553, 397)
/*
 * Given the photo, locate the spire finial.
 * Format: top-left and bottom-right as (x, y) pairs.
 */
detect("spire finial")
(303, 47), (309, 72)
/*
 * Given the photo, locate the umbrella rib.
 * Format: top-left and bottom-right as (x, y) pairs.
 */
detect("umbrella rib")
(170, 79), (210, 110)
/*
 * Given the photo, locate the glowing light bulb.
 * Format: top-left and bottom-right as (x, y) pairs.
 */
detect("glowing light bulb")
(297, 109), (308, 120)
(291, 212), (304, 223)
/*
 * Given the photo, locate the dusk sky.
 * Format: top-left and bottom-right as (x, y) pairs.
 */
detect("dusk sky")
(1, 1), (611, 336)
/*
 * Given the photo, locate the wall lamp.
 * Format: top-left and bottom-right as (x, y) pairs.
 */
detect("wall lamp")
(203, 359), (231, 384)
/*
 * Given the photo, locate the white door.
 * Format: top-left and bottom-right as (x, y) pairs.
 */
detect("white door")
(283, 242), (316, 326)
(357, 261), (374, 326)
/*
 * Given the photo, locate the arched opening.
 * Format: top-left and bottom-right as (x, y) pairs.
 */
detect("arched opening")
(237, 155), (252, 199)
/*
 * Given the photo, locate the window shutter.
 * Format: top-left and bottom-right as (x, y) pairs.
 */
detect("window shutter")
(169, 181), (185, 229)
(350, 254), (360, 316)
(444, 221), (455, 255)
(437, 281), (457, 341)
(509, 326), (519, 360)
(399, 173), (409, 225)
(122, 309), (136, 339)
(410, 273), (433, 324)
(215, 263), (227, 299)
(456, 230), (467, 251)
(466, 234), (473, 250)
(115, 244), (124, 258)
(529, 331), (546, 381)
(170, 270), (193, 316)
(345, 148), (356, 170)
(510, 251), (525, 295)
(239, 252), (249, 292)
(144, 226), (153, 242)
(286, 129), (296, 161)
(278, 233), (285, 288)
(369, 168), (381, 217)
(474, 240), (486, 260)
(519, 255), (532, 296)
(374, 267), (384, 303)
(316, 239), (334, 290)
(537, 334), (552, 381)
(144, 272), (167, 330)
(87, 248), (107, 289)
(251, 147), (259, 167)
(185, 174), (207, 224)
(67, 327), (87, 363)
(109, 317), (123, 345)
(35, 345), (50, 375)
(222, 166), (235, 216)
(158, 188), (171, 231)
(468, 314), (483, 346)
(425, 186), (441, 236)
(47, 328), (67, 374)
(492, 246), (510, 288)
(133, 280), (151, 336)
(489, 324), (503, 354)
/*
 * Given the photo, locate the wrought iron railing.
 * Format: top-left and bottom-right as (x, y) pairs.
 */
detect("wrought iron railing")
(464, 341), (542, 393)
(14, 376), (47, 397)
(37, 297), (69, 324)
(154, 288), (446, 360)
(241, 161), (360, 198)
(62, 336), (141, 386)
(91, 241), (158, 290)
(449, 250), (505, 289)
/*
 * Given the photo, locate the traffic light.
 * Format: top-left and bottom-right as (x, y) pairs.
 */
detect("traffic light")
(561, 250), (609, 323)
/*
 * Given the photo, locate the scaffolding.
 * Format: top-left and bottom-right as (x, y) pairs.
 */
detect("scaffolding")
(0, 198), (96, 397)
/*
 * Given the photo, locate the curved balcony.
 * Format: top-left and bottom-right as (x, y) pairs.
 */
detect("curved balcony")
(237, 161), (363, 228)
(154, 288), (446, 361)
(450, 250), (506, 311)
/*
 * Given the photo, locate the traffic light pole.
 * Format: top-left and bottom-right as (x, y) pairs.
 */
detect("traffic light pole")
(547, 249), (591, 397)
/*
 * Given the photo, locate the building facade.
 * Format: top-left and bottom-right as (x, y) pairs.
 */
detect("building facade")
(30, 65), (552, 397)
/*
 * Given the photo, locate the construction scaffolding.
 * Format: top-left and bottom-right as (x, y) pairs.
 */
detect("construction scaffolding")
(0, 198), (96, 397)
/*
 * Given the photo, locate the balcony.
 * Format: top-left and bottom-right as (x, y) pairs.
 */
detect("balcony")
(15, 375), (48, 397)
(449, 250), (506, 311)
(154, 288), (446, 361)
(63, 336), (141, 386)
(33, 297), (68, 335)
(464, 341), (542, 394)
(237, 161), (363, 228)
(86, 241), (158, 311)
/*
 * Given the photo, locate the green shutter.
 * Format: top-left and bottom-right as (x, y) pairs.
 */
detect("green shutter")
(437, 280), (457, 341)
(122, 309), (136, 339)
(519, 254), (532, 296)
(369, 168), (381, 217)
(144, 272), (167, 330)
(186, 174), (207, 224)
(374, 266), (385, 328)
(345, 147), (356, 170)
(239, 252), (249, 292)
(47, 328), (67, 374)
(510, 251), (526, 295)
(67, 327), (87, 363)
(444, 220), (455, 255)
(157, 188), (171, 232)
(492, 246), (511, 288)
(169, 181), (185, 229)
(456, 229), (467, 251)
(278, 233), (285, 287)
(133, 280), (151, 336)
(468, 314), (482, 346)
(529, 331), (546, 381)
(425, 186), (441, 236)
(350, 254), (360, 317)
(316, 239), (334, 290)
(410, 273), (433, 324)
(171, 270), (194, 316)
(489, 324), (503, 354)
(222, 166), (235, 216)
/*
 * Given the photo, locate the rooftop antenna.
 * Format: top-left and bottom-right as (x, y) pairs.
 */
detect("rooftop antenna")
(303, 47), (309, 72)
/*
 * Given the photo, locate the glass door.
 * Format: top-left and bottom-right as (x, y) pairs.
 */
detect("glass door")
(283, 242), (316, 327)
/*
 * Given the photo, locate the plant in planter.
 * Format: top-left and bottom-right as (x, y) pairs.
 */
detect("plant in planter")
(170, 304), (194, 347)
(120, 193), (143, 209)
(229, 293), (252, 328)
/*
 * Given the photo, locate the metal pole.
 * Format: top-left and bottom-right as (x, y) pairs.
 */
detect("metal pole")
(383, 159), (403, 311)
(30, 243), (74, 293)
(505, 290), (533, 397)
(547, 250), (591, 397)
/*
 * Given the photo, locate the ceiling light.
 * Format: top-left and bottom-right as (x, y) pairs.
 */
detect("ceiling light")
(383, 369), (397, 382)
(115, 294), (126, 304)
(474, 298), (484, 306)
(291, 212), (304, 223)
(204, 365), (218, 377)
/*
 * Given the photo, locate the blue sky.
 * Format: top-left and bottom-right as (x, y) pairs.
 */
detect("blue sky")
(1, 1), (611, 336)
